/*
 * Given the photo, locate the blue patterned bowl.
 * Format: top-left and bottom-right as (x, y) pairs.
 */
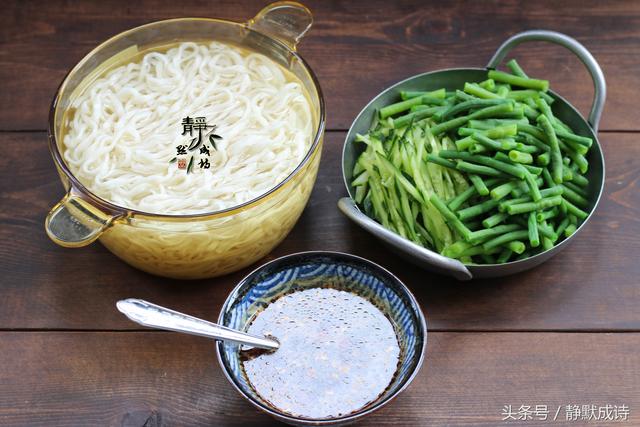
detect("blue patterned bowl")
(216, 251), (427, 426)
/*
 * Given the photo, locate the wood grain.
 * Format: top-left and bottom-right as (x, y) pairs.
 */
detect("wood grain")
(1, 131), (638, 331)
(0, 331), (637, 426)
(2, 0), (640, 131)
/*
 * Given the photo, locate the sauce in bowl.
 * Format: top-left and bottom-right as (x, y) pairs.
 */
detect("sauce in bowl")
(242, 288), (400, 419)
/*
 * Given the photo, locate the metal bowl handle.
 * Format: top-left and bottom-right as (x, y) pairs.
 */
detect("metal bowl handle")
(338, 198), (472, 280)
(486, 30), (606, 132)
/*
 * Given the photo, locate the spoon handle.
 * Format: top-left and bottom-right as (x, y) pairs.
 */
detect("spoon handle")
(116, 298), (279, 351)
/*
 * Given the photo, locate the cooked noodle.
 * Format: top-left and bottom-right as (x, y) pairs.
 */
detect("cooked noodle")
(62, 41), (313, 214)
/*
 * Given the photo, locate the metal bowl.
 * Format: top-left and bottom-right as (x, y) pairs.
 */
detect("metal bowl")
(339, 31), (606, 280)
(216, 251), (427, 426)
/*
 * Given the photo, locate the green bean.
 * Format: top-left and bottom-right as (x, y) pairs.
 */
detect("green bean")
(554, 217), (571, 242)
(442, 241), (472, 258)
(464, 82), (501, 99)
(430, 194), (473, 240)
(506, 59), (527, 78)
(493, 152), (543, 176)
(399, 88), (446, 101)
(446, 178), (501, 211)
(483, 230), (529, 251)
(558, 139), (589, 173)
(537, 114), (563, 184)
(468, 224), (521, 244)
(506, 195), (563, 215)
(538, 221), (556, 240)
(536, 207), (559, 222)
(496, 85), (510, 98)
(438, 98), (509, 121)
(497, 248), (513, 263)
(542, 236), (554, 250)
(522, 167), (542, 201)
(483, 212), (509, 228)
(541, 91), (555, 104)
(535, 98), (555, 122)
(502, 186), (563, 212)
(456, 160), (503, 177)
(505, 142), (539, 154)
(410, 105), (429, 112)
(479, 253), (497, 264)
(392, 106), (444, 128)
(467, 119), (527, 130)
(553, 126), (593, 148)
(472, 133), (503, 151)
(499, 196), (528, 213)
(518, 102), (540, 121)
(561, 184), (589, 208)
(507, 89), (540, 101)
(469, 174), (489, 196)
(493, 106), (525, 119)
(447, 190), (478, 212)
(515, 132), (550, 152)
(440, 150), (525, 179)
(490, 181), (519, 200)
(447, 186), (475, 211)
(469, 144), (489, 154)
(508, 240), (526, 254)
(459, 123), (518, 138)
(509, 150), (533, 164)
(564, 223), (577, 237)
(379, 95), (436, 119)
(425, 153), (458, 170)
(432, 103), (516, 135)
(488, 70), (549, 91)
(443, 241), (495, 258)
(564, 139), (589, 156)
(528, 212), (540, 247)
(479, 78), (496, 90)
(569, 172), (589, 188)
(380, 95), (444, 119)
(541, 168), (554, 188)
(562, 198), (589, 220)
(458, 199), (501, 221)
(537, 152), (550, 166)
(455, 90), (476, 102)
(517, 123), (547, 141)
(456, 124), (518, 150)
(564, 181), (589, 198)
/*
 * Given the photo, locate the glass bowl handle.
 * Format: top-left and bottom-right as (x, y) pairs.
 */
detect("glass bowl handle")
(486, 30), (606, 132)
(45, 190), (116, 247)
(247, 1), (313, 51)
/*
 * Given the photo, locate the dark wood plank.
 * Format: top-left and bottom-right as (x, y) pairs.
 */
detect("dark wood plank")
(0, 131), (638, 331)
(1, 0), (640, 131)
(0, 331), (637, 426)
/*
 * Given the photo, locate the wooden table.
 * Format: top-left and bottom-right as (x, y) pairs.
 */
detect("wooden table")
(1, 1), (638, 425)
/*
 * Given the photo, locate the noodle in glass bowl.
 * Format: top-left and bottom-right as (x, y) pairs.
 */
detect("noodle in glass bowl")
(45, 2), (325, 279)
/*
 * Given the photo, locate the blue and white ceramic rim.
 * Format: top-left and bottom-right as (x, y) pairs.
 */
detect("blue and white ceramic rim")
(215, 251), (428, 425)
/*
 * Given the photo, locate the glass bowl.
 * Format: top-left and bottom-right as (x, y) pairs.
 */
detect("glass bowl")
(216, 251), (427, 426)
(44, 2), (325, 279)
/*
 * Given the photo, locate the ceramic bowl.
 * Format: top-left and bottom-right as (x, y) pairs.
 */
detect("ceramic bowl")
(216, 251), (427, 426)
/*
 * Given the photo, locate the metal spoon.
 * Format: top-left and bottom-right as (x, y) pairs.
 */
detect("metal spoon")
(116, 298), (279, 351)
